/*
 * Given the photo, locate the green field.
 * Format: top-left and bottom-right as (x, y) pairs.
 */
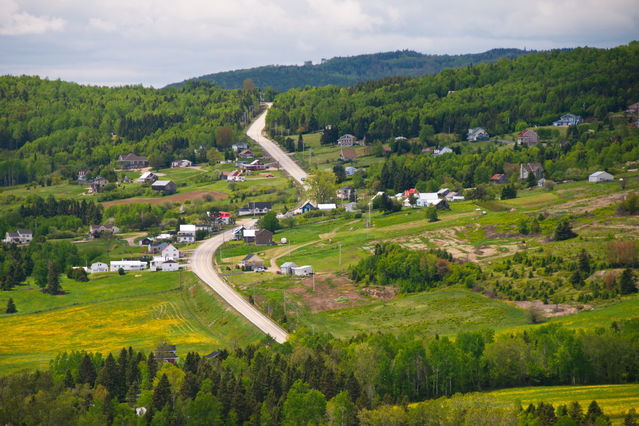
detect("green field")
(0, 271), (263, 372)
(487, 384), (639, 422)
(298, 288), (529, 338)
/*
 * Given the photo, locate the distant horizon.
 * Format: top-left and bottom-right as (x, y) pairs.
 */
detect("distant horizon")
(0, 42), (629, 89)
(2, 0), (637, 87)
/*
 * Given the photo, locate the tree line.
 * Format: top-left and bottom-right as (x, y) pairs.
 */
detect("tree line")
(0, 76), (260, 186)
(0, 321), (638, 424)
(267, 43), (639, 139)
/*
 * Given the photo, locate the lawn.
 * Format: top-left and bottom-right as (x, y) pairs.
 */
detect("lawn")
(298, 288), (528, 338)
(0, 271), (263, 372)
(487, 384), (639, 422)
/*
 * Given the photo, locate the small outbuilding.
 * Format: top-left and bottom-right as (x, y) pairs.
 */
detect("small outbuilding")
(240, 254), (264, 271)
(280, 262), (298, 274)
(291, 265), (314, 276)
(589, 171), (614, 183)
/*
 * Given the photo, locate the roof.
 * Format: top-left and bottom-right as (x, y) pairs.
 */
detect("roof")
(152, 180), (174, 187)
(243, 229), (256, 237)
(281, 262), (297, 268)
(518, 129), (538, 137)
(339, 134), (355, 139)
(242, 253), (262, 262)
(418, 193), (440, 200)
(18, 229), (32, 235)
(110, 260), (146, 266)
(340, 148), (357, 160)
(242, 202), (272, 209)
(218, 211), (231, 217)
(318, 203), (337, 210)
(590, 171), (612, 177)
(179, 224), (197, 232)
(522, 162), (544, 172)
(119, 153), (147, 161)
(139, 171), (154, 179)
(490, 173), (505, 180)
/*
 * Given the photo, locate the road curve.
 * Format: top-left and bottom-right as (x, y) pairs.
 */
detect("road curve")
(246, 103), (309, 186)
(191, 221), (289, 344)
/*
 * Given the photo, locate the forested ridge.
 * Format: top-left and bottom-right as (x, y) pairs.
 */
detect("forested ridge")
(0, 322), (637, 424)
(171, 48), (532, 92)
(267, 43), (639, 139)
(0, 77), (259, 186)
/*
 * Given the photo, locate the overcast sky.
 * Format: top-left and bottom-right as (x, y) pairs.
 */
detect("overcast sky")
(1, 0), (638, 87)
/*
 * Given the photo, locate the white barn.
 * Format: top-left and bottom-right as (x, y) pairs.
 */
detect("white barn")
(88, 262), (109, 273)
(589, 171), (614, 183)
(110, 260), (147, 271)
(291, 265), (314, 276)
(280, 262), (298, 274)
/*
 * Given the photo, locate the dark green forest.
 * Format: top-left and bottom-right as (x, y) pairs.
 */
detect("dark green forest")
(1, 322), (637, 424)
(171, 48), (531, 92)
(0, 77), (259, 186)
(267, 43), (639, 138)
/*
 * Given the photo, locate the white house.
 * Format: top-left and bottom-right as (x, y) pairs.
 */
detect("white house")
(345, 166), (358, 177)
(416, 193), (449, 209)
(171, 159), (192, 168)
(232, 226), (246, 241)
(136, 171), (158, 184)
(433, 147), (453, 156)
(280, 261), (298, 274)
(110, 260), (147, 271)
(318, 203), (337, 210)
(150, 257), (179, 272)
(337, 134), (358, 146)
(467, 127), (489, 142)
(88, 262), (109, 273)
(3, 229), (32, 244)
(291, 265), (314, 276)
(177, 225), (197, 243)
(589, 171), (614, 183)
(553, 114), (582, 127)
(161, 243), (180, 260)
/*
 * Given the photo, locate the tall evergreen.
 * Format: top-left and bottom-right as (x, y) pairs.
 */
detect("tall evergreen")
(152, 374), (172, 412)
(78, 354), (97, 387)
(5, 297), (17, 314)
(619, 268), (637, 294)
(44, 260), (62, 294)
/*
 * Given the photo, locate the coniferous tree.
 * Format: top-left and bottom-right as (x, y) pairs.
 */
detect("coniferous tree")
(78, 354), (97, 387)
(297, 134), (304, 152)
(619, 268), (637, 294)
(5, 297), (17, 313)
(152, 373), (172, 412)
(554, 219), (577, 241)
(578, 249), (591, 274)
(96, 353), (119, 398)
(64, 369), (75, 388)
(44, 261), (62, 294)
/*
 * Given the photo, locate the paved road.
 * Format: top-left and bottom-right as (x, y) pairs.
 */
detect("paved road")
(190, 220), (289, 344)
(246, 103), (309, 186)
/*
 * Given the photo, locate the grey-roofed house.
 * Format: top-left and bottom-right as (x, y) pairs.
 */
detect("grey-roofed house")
(151, 180), (177, 195)
(467, 127), (489, 142)
(238, 202), (273, 216)
(118, 153), (148, 169)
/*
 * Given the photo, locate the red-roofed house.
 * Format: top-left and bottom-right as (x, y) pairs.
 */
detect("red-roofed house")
(517, 129), (539, 146)
(489, 174), (508, 184)
(403, 188), (419, 197)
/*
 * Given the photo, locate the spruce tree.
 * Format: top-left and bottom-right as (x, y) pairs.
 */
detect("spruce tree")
(78, 354), (97, 387)
(297, 134), (304, 152)
(619, 268), (637, 294)
(578, 249), (591, 274)
(45, 261), (62, 294)
(6, 298), (17, 314)
(554, 219), (577, 241)
(64, 369), (75, 388)
(152, 374), (172, 412)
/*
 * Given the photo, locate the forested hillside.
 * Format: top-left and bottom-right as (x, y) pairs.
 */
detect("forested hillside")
(0, 78), (259, 186)
(267, 43), (639, 139)
(171, 48), (531, 92)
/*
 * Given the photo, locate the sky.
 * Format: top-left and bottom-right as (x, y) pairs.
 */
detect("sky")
(1, 0), (638, 88)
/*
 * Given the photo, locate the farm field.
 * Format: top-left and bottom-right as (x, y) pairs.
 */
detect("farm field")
(487, 384), (639, 422)
(0, 271), (263, 372)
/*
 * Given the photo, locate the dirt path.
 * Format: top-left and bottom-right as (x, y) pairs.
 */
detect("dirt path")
(123, 232), (146, 246)
(269, 220), (359, 272)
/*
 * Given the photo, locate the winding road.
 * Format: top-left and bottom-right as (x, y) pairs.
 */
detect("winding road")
(190, 104), (305, 344)
(246, 103), (308, 185)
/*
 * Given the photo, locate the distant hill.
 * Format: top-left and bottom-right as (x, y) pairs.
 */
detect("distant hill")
(168, 48), (534, 91)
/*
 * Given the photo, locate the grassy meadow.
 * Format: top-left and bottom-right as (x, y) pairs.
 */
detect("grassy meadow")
(487, 384), (639, 422)
(0, 271), (263, 372)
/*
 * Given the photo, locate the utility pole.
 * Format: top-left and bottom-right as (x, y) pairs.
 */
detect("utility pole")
(338, 242), (342, 266)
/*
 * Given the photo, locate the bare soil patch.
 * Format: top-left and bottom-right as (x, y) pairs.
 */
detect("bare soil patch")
(288, 273), (369, 313)
(547, 191), (629, 214)
(102, 190), (228, 207)
(514, 300), (592, 318)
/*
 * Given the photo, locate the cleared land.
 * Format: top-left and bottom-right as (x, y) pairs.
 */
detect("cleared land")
(0, 271), (263, 372)
(102, 190), (228, 207)
(487, 384), (639, 422)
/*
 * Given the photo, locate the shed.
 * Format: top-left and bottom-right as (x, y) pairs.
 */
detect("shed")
(291, 265), (314, 276)
(280, 261), (298, 274)
(589, 171), (614, 183)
